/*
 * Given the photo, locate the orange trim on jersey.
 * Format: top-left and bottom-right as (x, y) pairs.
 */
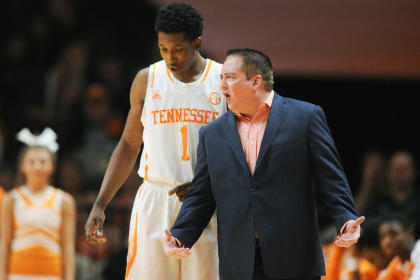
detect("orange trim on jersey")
(125, 213), (139, 280)
(201, 59), (213, 83)
(9, 246), (62, 276)
(16, 188), (35, 207)
(137, 185), (144, 199)
(16, 228), (60, 242)
(150, 63), (156, 88)
(44, 188), (58, 208)
(166, 66), (174, 83)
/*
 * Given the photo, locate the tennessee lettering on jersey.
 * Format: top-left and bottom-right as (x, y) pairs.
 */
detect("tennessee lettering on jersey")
(151, 108), (219, 125)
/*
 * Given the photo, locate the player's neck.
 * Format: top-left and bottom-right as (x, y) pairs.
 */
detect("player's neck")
(173, 54), (206, 83)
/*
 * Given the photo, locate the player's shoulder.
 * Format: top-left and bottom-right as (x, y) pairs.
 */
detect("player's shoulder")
(209, 59), (222, 67)
(130, 65), (155, 103)
(132, 60), (166, 82)
(133, 66), (150, 82)
(208, 59), (223, 72)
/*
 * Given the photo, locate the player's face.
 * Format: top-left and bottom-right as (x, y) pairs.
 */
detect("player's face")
(379, 221), (410, 259)
(21, 148), (54, 183)
(158, 32), (198, 76)
(220, 55), (257, 116)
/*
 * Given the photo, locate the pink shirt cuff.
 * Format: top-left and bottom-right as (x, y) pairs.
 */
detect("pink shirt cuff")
(174, 237), (184, 248)
(339, 221), (352, 234)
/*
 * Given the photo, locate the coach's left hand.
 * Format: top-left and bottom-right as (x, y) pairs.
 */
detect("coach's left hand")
(335, 216), (365, 248)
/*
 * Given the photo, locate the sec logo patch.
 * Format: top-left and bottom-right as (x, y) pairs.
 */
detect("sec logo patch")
(209, 92), (222, 105)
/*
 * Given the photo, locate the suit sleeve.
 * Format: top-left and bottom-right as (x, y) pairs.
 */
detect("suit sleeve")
(309, 105), (358, 232)
(170, 127), (216, 248)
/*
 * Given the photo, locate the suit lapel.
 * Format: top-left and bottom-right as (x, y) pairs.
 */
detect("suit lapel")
(222, 111), (251, 176)
(254, 93), (288, 173)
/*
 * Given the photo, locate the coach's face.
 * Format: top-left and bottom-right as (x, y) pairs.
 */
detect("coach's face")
(158, 32), (200, 77)
(220, 55), (258, 117)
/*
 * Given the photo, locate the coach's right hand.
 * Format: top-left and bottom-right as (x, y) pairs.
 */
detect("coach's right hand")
(163, 230), (191, 259)
(85, 206), (107, 244)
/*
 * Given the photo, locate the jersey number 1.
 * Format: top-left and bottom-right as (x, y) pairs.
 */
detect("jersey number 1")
(180, 125), (190, 161)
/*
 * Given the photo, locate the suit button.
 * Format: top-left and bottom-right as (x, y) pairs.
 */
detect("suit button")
(251, 186), (257, 192)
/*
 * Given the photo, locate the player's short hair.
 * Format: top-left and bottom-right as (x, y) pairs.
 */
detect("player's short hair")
(154, 2), (203, 41)
(227, 48), (274, 91)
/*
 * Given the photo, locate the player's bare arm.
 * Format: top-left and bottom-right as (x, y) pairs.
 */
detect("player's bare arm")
(85, 68), (149, 244)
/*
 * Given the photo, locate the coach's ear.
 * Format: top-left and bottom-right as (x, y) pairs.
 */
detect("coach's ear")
(192, 37), (201, 50)
(252, 75), (263, 91)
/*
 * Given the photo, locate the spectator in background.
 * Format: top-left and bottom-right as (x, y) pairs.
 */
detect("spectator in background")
(44, 40), (89, 122)
(75, 83), (122, 188)
(93, 56), (129, 112)
(355, 150), (387, 212)
(57, 157), (85, 201)
(355, 216), (387, 280)
(362, 151), (420, 238)
(0, 127), (76, 280)
(1, 33), (46, 155)
(378, 213), (419, 279)
(21, 40), (89, 152)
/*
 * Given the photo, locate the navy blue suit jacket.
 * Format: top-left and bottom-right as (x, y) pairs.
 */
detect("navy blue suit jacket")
(171, 93), (358, 280)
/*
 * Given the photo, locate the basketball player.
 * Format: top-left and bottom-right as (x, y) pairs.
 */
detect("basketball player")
(85, 3), (226, 280)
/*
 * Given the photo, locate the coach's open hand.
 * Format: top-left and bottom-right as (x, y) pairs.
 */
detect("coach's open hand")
(163, 229), (191, 259)
(335, 216), (365, 248)
(169, 182), (191, 202)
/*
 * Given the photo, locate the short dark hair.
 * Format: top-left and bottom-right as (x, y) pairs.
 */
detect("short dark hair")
(154, 2), (203, 41)
(227, 48), (274, 91)
(379, 212), (415, 231)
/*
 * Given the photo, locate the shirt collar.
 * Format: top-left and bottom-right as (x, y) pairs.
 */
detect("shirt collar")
(236, 90), (274, 122)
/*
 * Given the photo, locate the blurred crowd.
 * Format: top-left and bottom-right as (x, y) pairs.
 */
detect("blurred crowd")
(320, 150), (420, 279)
(1, 0), (158, 279)
(1, 1), (419, 280)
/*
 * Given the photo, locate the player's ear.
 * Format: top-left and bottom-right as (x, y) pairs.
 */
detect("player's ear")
(192, 37), (201, 49)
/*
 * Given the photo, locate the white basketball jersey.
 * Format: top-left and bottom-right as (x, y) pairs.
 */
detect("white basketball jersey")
(138, 59), (226, 186)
